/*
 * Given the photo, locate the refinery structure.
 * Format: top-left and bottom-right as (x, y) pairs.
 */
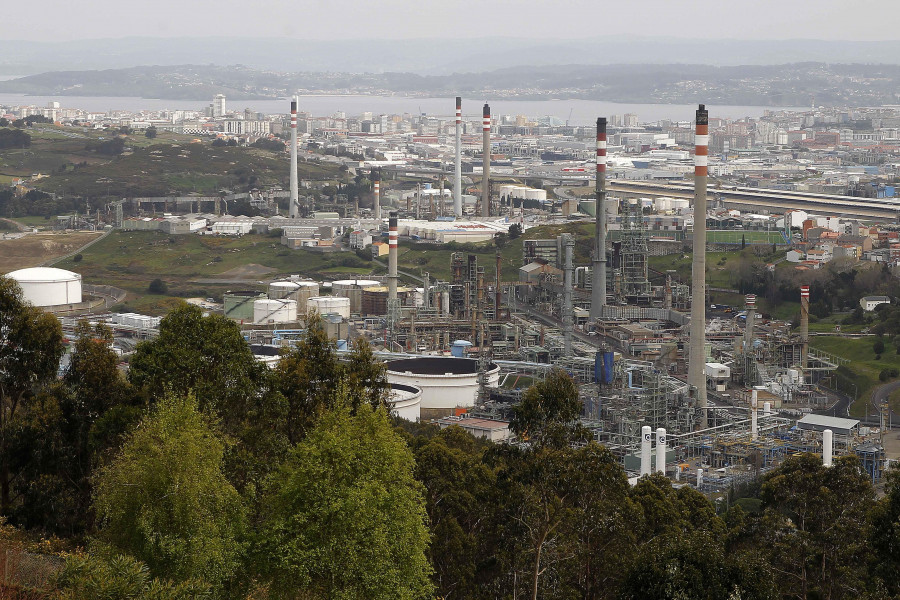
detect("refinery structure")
(7, 95), (897, 495)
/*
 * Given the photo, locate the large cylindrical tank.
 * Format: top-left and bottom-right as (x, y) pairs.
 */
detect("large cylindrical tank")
(253, 298), (298, 324)
(6, 267), (82, 307)
(450, 340), (472, 358)
(360, 286), (413, 316)
(268, 281), (301, 300)
(224, 291), (264, 322)
(307, 296), (351, 319)
(388, 383), (422, 421)
(386, 357), (500, 418)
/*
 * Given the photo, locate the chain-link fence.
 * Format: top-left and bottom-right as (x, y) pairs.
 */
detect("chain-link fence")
(0, 544), (64, 594)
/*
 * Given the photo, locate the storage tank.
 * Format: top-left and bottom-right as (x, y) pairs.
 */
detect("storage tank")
(388, 383), (422, 421)
(269, 280), (320, 305)
(6, 267), (82, 307)
(332, 279), (381, 314)
(386, 356), (500, 419)
(360, 285), (413, 316)
(450, 340), (473, 358)
(307, 296), (351, 319)
(670, 198), (690, 212)
(268, 281), (301, 300)
(224, 290), (265, 322)
(253, 298), (298, 324)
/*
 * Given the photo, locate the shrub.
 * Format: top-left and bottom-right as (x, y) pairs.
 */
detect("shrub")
(72, 253), (83, 263)
(148, 278), (168, 294)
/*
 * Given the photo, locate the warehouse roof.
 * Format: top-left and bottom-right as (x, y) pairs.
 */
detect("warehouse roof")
(797, 414), (860, 435)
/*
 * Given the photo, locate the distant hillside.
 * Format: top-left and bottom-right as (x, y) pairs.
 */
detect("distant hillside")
(2, 62), (900, 105)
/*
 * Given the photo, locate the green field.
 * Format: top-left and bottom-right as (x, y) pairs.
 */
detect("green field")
(810, 336), (900, 417)
(706, 230), (785, 244)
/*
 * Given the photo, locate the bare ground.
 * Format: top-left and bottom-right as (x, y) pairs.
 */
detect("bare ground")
(0, 232), (102, 272)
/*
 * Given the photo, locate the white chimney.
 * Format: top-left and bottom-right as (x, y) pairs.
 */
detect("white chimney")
(655, 427), (667, 473)
(823, 429), (833, 467)
(640, 426), (652, 476)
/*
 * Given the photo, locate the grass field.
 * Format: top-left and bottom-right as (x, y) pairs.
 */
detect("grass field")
(0, 231), (101, 271)
(810, 336), (900, 417)
(706, 230), (786, 244)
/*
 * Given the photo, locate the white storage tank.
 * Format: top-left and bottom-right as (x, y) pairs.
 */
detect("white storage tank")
(268, 281), (301, 300)
(386, 357), (500, 419)
(388, 383), (422, 421)
(6, 267), (82, 307)
(332, 279), (381, 314)
(252, 298), (298, 324)
(307, 296), (351, 320)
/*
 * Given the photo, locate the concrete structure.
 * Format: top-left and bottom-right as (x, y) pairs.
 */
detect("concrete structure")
(860, 295), (890, 311)
(7, 267), (82, 307)
(437, 415), (511, 442)
(689, 104), (709, 427)
(386, 357), (500, 418)
(388, 383), (422, 421)
(307, 296), (351, 320)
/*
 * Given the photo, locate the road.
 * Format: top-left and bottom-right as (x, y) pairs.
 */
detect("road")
(867, 380), (900, 426)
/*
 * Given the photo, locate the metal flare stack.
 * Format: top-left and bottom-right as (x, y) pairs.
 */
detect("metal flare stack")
(688, 104), (709, 428)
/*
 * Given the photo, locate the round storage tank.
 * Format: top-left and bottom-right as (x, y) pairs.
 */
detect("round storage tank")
(224, 291), (264, 322)
(268, 281), (301, 300)
(307, 296), (351, 320)
(386, 357), (500, 419)
(294, 281), (320, 306)
(6, 267), (82, 307)
(388, 383), (422, 422)
(252, 299), (298, 324)
(332, 279), (381, 314)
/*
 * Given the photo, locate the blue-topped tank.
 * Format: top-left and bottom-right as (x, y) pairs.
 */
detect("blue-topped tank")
(450, 340), (473, 358)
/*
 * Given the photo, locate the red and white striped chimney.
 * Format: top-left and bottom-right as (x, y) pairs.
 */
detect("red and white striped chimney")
(591, 116), (608, 318)
(388, 212), (398, 305)
(482, 103), (491, 218)
(689, 103), (709, 428)
(289, 99), (298, 218)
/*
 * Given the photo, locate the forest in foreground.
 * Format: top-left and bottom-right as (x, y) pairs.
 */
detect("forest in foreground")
(1, 274), (899, 600)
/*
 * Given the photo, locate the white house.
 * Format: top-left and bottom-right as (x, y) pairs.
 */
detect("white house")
(860, 296), (891, 311)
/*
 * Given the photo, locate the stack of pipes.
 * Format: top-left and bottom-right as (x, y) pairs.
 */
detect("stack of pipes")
(454, 97), (463, 218)
(289, 98), (299, 218)
(373, 170), (381, 221)
(688, 104), (709, 428)
(800, 285), (810, 378)
(482, 103), (491, 218)
(591, 117), (608, 319)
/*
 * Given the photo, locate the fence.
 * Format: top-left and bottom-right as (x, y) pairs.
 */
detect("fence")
(0, 544), (64, 593)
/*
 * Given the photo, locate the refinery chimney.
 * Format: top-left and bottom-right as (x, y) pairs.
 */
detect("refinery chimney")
(563, 234), (575, 356)
(591, 117), (608, 319)
(454, 97), (463, 218)
(688, 104), (709, 428)
(289, 98), (299, 218)
(744, 294), (756, 353)
(482, 103), (491, 218)
(373, 169), (381, 222)
(387, 212), (399, 350)
(800, 285), (809, 378)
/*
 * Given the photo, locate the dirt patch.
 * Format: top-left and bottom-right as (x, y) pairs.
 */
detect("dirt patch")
(0, 232), (102, 272)
(215, 263), (276, 280)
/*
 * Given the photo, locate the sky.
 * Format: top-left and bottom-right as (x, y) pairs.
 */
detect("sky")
(7, 0), (900, 42)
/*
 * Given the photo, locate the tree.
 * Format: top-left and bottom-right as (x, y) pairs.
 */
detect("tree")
(256, 401), (434, 600)
(271, 312), (343, 444)
(147, 278), (167, 294)
(758, 453), (874, 599)
(93, 395), (246, 595)
(741, 233), (747, 249)
(54, 553), (211, 600)
(874, 338), (886, 355)
(868, 465), (900, 595)
(508, 223), (523, 239)
(144, 126), (157, 139)
(12, 322), (142, 535)
(509, 369), (587, 448)
(343, 337), (389, 411)
(0, 276), (64, 513)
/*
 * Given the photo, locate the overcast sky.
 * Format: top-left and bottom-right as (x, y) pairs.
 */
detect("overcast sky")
(7, 0), (900, 42)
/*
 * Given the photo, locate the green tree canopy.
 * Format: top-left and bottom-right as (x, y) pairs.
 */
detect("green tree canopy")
(257, 401), (434, 600)
(93, 395), (246, 595)
(54, 553), (211, 600)
(509, 369), (586, 447)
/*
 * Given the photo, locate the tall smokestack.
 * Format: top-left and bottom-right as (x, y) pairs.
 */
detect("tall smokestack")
(482, 103), (491, 218)
(591, 117), (608, 319)
(655, 427), (667, 473)
(688, 104), (709, 428)
(387, 212), (399, 350)
(563, 234), (574, 356)
(289, 98), (299, 218)
(823, 429), (833, 467)
(454, 97), (463, 218)
(373, 169), (381, 222)
(751, 388), (759, 441)
(800, 285), (809, 377)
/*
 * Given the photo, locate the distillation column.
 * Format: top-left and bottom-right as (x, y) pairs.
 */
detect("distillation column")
(482, 103), (491, 218)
